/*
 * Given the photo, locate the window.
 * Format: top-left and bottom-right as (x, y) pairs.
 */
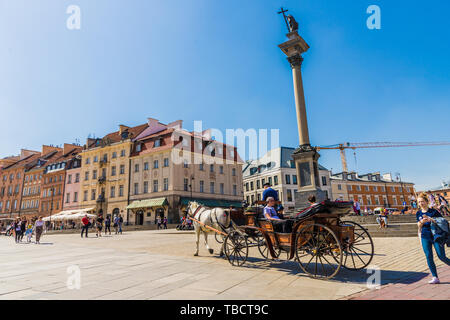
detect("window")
(183, 160), (189, 168)
(144, 181), (148, 193)
(120, 150), (126, 157)
(250, 181), (254, 191)
(220, 183), (224, 195)
(210, 164), (214, 173)
(136, 144), (141, 152)
(93, 170), (97, 179)
(338, 184), (342, 190)
(120, 165), (125, 175)
(85, 157), (90, 164)
(375, 196), (380, 205)
(285, 175), (291, 184)
(112, 152), (117, 159)
(366, 196), (372, 205)
(66, 193), (70, 203)
(164, 158), (169, 167)
(257, 180), (260, 189)
(210, 182), (215, 194)
(321, 176), (327, 186)
(85, 171), (89, 181)
(154, 139), (161, 147)
(74, 192), (78, 202)
(144, 162), (149, 171)
(184, 179), (188, 192)
(391, 186), (395, 192)
(163, 178), (168, 191)
(373, 186), (378, 192)
(365, 186), (369, 191)
(153, 180), (158, 192)
(293, 175), (298, 185)
(135, 164), (139, 172)
(393, 196), (398, 205)
(245, 182), (249, 192)
(119, 185), (124, 197)
(134, 183), (139, 195)
(200, 180), (204, 193)
(154, 160), (159, 169)
(347, 185), (352, 191)
(233, 185), (237, 196)
(274, 176), (278, 186)
(399, 187), (403, 193)
(199, 163), (204, 171)
(93, 156), (98, 163)
(287, 190), (293, 202)
(75, 173), (80, 183)
(221, 166), (225, 174)
(91, 189), (96, 201)
(111, 166), (116, 176)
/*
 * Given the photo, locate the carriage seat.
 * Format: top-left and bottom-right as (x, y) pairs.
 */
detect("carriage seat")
(258, 218), (294, 233)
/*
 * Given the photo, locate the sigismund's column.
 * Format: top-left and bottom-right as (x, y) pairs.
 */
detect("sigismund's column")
(279, 30), (327, 208)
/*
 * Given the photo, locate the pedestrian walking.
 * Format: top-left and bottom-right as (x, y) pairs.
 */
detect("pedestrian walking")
(416, 192), (450, 284)
(427, 191), (436, 208)
(118, 214), (123, 234)
(96, 214), (104, 237)
(104, 216), (111, 235)
(25, 222), (33, 243)
(157, 215), (162, 229)
(19, 219), (27, 242)
(13, 218), (21, 243)
(163, 216), (168, 229)
(34, 216), (45, 244)
(81, 214), (90, 238)
(113, 215), (119, 234)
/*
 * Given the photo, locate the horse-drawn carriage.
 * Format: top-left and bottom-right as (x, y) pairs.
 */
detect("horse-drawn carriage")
(187, 200), (374, 280)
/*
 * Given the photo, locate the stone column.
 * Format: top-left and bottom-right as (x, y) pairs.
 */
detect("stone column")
(279, 32), (327, 209)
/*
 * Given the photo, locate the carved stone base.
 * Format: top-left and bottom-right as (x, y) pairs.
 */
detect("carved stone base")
(294, 189), (328, 211)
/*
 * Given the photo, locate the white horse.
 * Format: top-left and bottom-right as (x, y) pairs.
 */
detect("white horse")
(187, 201), (232, 257)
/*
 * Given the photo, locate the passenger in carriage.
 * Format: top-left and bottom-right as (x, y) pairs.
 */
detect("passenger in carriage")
(262, 183), (279, 202)
(264, 197), (288, 233)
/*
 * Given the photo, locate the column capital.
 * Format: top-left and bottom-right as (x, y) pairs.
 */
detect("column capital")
(287, 54), (303, 69)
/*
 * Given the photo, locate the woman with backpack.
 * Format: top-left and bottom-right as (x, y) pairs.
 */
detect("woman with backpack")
(416, 193), (450, 284)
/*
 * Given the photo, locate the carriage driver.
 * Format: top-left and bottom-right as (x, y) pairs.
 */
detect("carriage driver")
(264, 197), (288, 233)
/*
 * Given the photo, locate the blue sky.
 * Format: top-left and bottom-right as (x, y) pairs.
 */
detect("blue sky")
(0, 0), (449, 190)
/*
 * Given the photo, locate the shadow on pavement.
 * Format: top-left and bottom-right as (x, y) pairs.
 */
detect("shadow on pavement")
(211, 255), (428, 285)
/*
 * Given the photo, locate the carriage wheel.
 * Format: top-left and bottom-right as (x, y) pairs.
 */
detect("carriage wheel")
(257, 236), (281, 260)
(339, 221), (374, 270)
(224, 231), (248, 267)
(295, 223), (343, 279)
(215, 233), (225, 244)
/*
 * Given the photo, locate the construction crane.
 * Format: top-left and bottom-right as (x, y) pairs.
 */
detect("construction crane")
(316, 141), (450, 172)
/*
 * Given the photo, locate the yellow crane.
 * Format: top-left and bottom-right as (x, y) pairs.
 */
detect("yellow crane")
(316, 142), (450, 172)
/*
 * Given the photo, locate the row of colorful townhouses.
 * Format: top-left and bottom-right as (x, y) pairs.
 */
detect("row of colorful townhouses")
(0, 118), (244, 225)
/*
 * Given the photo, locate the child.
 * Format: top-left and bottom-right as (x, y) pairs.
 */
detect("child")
(25, 223), (34, 243)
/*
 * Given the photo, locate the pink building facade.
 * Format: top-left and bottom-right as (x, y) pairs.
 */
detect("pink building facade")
(63, 163), (81, 211)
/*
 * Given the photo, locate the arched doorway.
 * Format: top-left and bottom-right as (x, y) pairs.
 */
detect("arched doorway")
(136, 210), (144, 225)
(112, 208), (120, 218)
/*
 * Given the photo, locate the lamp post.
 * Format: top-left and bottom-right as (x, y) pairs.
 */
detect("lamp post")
(49, 187), (54, 228)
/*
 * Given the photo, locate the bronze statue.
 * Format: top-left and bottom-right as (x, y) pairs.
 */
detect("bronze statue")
(278, 7), (299, 33)
(287, 15), (299, 32)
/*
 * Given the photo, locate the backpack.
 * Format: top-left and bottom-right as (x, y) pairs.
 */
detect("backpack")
(119, 217), (123, 223)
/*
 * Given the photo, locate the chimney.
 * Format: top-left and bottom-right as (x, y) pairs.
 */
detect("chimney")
(119, 124), (130, 135)
(63, 143), (82, 155)
(41, 145), (62, 155)
(20, 149), (40, 160)
(147, 118), (160, 128)
(167, 120), (182, 130)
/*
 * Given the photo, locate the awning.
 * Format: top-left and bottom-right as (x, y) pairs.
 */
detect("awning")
(126, 197), (167, 210)
(180, 198), (243, 208)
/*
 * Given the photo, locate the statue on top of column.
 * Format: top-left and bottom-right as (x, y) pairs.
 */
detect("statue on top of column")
(287, 15), (299, 33)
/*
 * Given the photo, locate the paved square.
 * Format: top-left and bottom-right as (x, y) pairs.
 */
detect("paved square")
(0, 230), (448, 300)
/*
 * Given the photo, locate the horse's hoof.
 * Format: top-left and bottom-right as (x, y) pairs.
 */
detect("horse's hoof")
(194, 253), (198, 256)
(208, 249), (214, 254)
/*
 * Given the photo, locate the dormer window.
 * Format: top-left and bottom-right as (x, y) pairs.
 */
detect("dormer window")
(136, 143), (142, 152)
(154, 139), (161, 148)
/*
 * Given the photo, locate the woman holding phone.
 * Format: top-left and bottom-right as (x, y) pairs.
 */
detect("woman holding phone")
(416, 193), (450, 284)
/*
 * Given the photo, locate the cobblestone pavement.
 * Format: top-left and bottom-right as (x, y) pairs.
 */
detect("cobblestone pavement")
(0, 230), (448, 300)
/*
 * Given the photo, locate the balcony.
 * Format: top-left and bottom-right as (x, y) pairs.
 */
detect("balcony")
(98, 176), (106, 184)
(99, 159), (108, 166)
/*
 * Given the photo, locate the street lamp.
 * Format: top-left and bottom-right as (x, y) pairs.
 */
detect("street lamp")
(49, 187), (54, 227)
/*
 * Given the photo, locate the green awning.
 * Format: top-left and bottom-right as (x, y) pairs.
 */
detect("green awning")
(126, 197), (168, 210)
(180, 197), (242, 208)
